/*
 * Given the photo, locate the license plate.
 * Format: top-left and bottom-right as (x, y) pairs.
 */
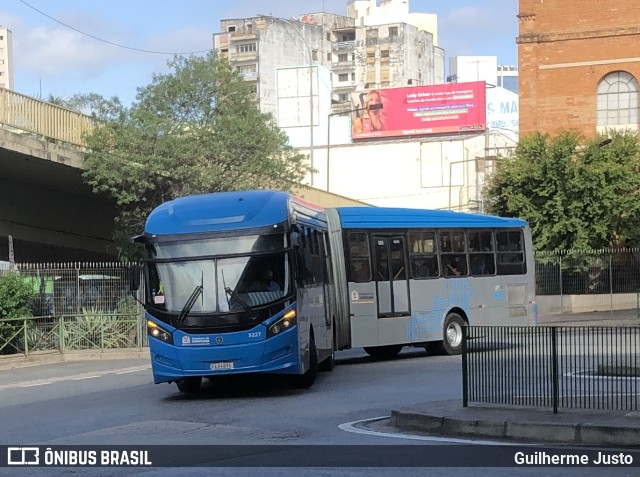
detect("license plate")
(210, 361), (234, 370)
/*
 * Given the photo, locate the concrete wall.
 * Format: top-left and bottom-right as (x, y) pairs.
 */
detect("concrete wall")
(296, 131), (514, 211)
(538, 294), (639, 314)
(258, 20), (327, 118)
(0, 128), (116, 262)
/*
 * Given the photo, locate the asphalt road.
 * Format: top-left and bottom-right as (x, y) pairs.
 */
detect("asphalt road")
(0, 347), (637, 477)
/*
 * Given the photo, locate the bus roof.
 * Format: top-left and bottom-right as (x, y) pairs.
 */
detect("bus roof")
(335, 206), (528, 229)
(145, 190), (296, 236)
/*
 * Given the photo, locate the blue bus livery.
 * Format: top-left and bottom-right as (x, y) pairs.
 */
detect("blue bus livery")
(132, 190), (536, 392)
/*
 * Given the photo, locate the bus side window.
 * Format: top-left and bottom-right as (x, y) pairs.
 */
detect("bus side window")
(440, 230), (468, 277)
(409, 231), (439, 279)
(496, 230), (526, 275)
(469, 231), (495, 276)
(347, 232), (371, 282)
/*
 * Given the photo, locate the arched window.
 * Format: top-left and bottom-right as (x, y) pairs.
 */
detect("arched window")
(596, 71), (639, 131)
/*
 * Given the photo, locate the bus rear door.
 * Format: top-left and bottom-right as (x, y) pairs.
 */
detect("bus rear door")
(372, 236), (409, 318)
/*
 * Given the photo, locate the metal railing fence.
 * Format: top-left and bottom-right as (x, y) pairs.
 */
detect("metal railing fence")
(462, 326), (640, 413)
(0, 87), (92, 147)
(0, 262), (144, 358)
(535, 249), (640, 292)
(0, 314), (143, 358)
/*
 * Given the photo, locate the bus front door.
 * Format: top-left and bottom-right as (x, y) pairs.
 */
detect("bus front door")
(373, 236), (409, 318)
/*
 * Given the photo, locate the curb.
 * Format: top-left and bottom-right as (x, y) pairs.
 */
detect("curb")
(0, 348), (150, 370)
(390, 406), (640, 447)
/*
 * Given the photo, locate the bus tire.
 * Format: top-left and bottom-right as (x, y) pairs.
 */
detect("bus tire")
(442, 313), (466, 355)
(363, 344), (403, 361)
(289, 334), (318, 389)
(176, 377), (202, 394)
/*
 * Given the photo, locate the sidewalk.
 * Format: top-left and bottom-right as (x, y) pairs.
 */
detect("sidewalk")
(0, 347), (149, 371)
(390, 400), (640, 447)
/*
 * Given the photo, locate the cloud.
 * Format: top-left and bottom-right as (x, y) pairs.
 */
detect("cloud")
(14, 25), (123, 77)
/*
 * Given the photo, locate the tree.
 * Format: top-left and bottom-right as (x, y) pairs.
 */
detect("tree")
(82, 52), (311, 259)
(485, 130), (640, 251)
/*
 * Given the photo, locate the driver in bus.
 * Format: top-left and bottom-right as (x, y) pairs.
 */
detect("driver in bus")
(250, 269), (280, 292)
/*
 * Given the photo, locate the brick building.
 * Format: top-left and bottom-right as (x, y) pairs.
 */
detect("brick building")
(518, 0), (640, 137)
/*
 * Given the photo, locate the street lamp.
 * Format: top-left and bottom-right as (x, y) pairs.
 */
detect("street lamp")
(326, 103), (383, 192)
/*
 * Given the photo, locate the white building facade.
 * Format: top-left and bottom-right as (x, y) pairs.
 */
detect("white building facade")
(0, 27), (14, 90)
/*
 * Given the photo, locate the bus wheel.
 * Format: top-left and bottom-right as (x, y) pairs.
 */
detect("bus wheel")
(176, 377), (202, 394)
(289, 335), (318, 389)
(364, 345), (403, 361)
(442, 313), (466, 355)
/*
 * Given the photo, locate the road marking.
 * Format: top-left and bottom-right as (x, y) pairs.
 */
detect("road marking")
(339, 417), (528, 446)
(18, 382), (53, 388)
(0, 364), (150, 391)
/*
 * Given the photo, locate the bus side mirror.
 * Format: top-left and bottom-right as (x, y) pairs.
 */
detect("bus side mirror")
(128, 264), (141, 292)
(290, 231), (301, 248)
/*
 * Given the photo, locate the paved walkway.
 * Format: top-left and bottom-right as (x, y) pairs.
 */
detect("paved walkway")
(390, 400), (640, 447)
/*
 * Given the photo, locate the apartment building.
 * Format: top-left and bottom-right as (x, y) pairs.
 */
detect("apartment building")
(0, 27), (13, 90)
(213, 0), (444, 117)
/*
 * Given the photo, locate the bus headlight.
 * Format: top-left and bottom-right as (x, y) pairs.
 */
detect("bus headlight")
(147, 320), (173, 344)
(267, 309), (297, 338)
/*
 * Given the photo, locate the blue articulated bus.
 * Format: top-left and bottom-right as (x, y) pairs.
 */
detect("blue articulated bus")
(132, 190), (338, 393)
(132, 190), (536, 393)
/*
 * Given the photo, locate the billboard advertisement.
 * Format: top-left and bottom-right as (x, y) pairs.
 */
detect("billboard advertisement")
(350, 81), (486, 140)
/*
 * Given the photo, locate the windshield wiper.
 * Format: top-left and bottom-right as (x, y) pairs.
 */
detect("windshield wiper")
(221, 270), (250, 312)
(177, 274), (204, 323)
(224, 286), (251, 312)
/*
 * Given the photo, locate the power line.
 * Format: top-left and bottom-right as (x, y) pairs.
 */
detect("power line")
(18, 0), (212, 55)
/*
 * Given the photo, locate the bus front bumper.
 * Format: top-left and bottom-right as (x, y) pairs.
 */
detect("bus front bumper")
(148, 328), (300, 384)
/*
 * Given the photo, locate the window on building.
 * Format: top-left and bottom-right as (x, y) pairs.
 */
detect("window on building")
(326, 32), (331, 41)
(338, 53), (348, 62)
(381, 50), (389, 59)
(366, 28), (378, 39)
(351, 73), (356, 81)
(338, 73), (349, 82)
(237, 43), (257, 53)
(338, 93), (349, 102)
(389, 27), (398, 37)
(366, 51), (376, 59)
(327, 52), (332, 61)
(247, 23), (253, 30)
(228, 26), (236, 32)
(597, 71), (639, 128)
(312, 50), (318, 61)
(237, 64), (257, 74)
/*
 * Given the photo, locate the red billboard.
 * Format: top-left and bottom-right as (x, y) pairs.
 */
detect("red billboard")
(350, 81), (486, 140)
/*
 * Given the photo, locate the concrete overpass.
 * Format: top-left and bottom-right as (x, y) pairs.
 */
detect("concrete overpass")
(0, 88), (365, 263)
(0, 126), (117, 262)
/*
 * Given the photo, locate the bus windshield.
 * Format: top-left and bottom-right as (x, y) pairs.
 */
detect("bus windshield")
(145, 234), (290, 314)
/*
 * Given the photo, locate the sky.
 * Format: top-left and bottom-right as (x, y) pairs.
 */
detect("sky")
(0, 0), (518, 105)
